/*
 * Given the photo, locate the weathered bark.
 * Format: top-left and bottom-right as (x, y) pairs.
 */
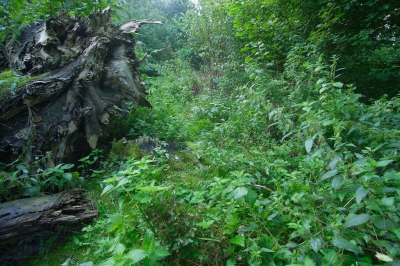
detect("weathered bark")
(0, 189), (98, 264)
(0, 7), (162, 164)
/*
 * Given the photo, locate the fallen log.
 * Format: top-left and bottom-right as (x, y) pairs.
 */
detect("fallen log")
(0, 188), (98, 264)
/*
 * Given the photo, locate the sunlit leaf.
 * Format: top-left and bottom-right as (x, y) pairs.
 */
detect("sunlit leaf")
(375, 252), (393, 262)
(196, 220), (214, 229)
(114, 243), (125, 255)
(332, 82), (343, 88)
(230, 235), (245, 247)
(126, 249), (149, 263)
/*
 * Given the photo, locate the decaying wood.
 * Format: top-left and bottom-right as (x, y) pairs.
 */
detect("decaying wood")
(0, 7), (162, 164)
(0, 189), (98, 264)
(0, 188), (98, 243)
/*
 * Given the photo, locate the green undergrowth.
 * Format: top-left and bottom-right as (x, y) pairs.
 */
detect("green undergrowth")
(2, 0), (400, 264)
(25, 54), (400, 265)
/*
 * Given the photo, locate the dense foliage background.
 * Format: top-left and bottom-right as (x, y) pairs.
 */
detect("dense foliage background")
(1, 0), (399, 265)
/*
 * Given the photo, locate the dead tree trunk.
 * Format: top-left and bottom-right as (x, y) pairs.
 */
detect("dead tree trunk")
(0, 7), (162, 164)
(0, 189), (98, 264)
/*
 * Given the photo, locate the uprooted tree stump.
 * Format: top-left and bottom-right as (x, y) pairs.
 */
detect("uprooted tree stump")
(0, 7), (162, 165)
(0, 189), (98, 264)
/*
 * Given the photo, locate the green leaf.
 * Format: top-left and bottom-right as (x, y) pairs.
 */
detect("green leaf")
(114, 243), (125, 255)
(79, 262), (93, 266)
(245, 57), (252, 63)
(101, 184), (114, 196)
(116, 178), (130, 188)
(61, 258), (72, 266)
(107, 213), (123, 232)
(305, 137), (314, 153)
(153, 246), (171, 259)
(126, 249), (149, 263)
(231, 187), (248, 200)
(310, 237), (322, 252)
(230, 235), (245, 247)
(332, 176), (343, 190)
(381, 197), (394, 206)
(332, 237), (363, 254)
(344, 214), (371, 228)
(321, 169), (338, 181)
(239, 222), (258, 232)
(118, 195), (126, 209)
(304, 256), (316, 266)
(355, 186), (369, 204)
(226, 258), (237, 266)
(267, 211), (279, 220)
(323, 250), (338, 265)
(144, 230), (154, 246)
(196, 220), (214, 229)
(245, 188), (258, 204)
(373, 216), (397, 230)
(376, 160), (393, 167)
(332, 82), (343, 88)
(63, 173), (72, 181)
(98, 259), (115, 266)
(136, 182), (170, 192)
(60, 163), (74, 170)
(10, 82), (16, 91)
(132, 193), (152, 203)
(260, 248), (274, 253)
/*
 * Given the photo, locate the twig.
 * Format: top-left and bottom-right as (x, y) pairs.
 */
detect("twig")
(264, 226), (280, 248)
(254, 184), (273, 192)
(0, 123), (14, 129)
(344, 195), (355, 208)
